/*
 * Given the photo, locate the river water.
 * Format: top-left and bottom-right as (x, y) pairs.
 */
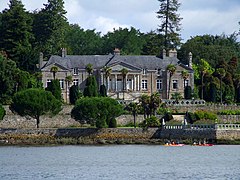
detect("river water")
(0, 145), (239, 180)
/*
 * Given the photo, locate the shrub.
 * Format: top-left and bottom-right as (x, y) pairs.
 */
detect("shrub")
(140, 116), (160, 128)
(194, 110), (217, 121)
(99, 84), (107, 97)
(69, 85), (82, 104)
(164, 112), (173, 121)
(45, 79), (62, 101)
(108, 118), (117, 128)
(71, 97), (123, 128)
(0, 104), (6, 120)
(187, 112), (197, 124)
(83, 76), (98, 97)
(184, 86), (192, 99)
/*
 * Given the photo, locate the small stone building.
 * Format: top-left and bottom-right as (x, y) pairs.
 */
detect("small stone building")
(39, 48), (194, 103)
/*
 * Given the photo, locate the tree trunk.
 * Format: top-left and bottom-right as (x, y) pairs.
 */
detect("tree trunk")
(168, 75), (171, 99)
(36, 116), (40, 128)
(133, 114), (136, 128)
(201, 73), (204, 100)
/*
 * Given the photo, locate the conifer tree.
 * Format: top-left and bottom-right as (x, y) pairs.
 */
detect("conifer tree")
(0, 0), (34, 70)
(33, 0), (68, 57)
(156, 0), (182, 53)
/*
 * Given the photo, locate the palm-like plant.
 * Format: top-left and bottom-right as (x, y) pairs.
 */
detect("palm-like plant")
(85, 63), (93, 76)
(120, 68), (128, 100)
(216, 68), (226, 104)
(150, 93), (161, 116)
(199, 59), (208, 100)
(166, 64), (176, 99)
(140, 94), (151, 119)
(50, 66), (59, 80)
(125, 102), (141, 128)
(103, 66), (112, 92)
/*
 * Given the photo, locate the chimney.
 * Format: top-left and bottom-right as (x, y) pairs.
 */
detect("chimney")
(39, 52), (43, 69)
(113, 48), (120, 55)
(169, 49), (177, 58)
(162, 49), (166, 59)
(61, 48), (67, 57)
(188, 52), (193, 68)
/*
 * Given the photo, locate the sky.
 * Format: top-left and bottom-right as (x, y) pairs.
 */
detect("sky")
(0, 0), (240, 42)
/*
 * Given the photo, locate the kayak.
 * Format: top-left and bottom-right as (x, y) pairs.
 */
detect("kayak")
(164, 144), (185, 146)
(192, 144), (214, 146)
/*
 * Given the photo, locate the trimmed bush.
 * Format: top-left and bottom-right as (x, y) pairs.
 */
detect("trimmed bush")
(45, 79), (62, 101)
(184, 86), (192, 99)
(69, 85), (81, 105)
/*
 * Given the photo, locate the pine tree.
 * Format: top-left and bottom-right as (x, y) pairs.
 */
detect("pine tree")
(33, 0), (68, 57)
(156, 0), (182, 53)
(0, 0), (34, 71)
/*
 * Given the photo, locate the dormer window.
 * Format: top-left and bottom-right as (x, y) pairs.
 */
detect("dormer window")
(142, 69), (147, 75)
(73, 68), (78, 75)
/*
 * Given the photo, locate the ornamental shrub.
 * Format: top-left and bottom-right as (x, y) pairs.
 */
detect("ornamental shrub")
(184, 86), (192, 99)
(45, 79), (62, 101)
(69, 85), (82, 104)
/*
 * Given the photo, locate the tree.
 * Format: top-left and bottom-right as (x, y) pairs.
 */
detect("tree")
(216, 68), (226, 104)
(184, 86), (192, 99)
(0, 0), (34, 71)
(156, 0), (182, 52)
(71, 97), (123, 128)
(102, 27), (145, 55)
(198, 59), (213, 100)
(45, 79), (62, 101)
(103, 66), (112, 93)
(150, 93), (161, 116)
(85, 63), (93, 76)
(139, 94), (151, 119)
(125, 102), (141, 128)
(10, 88), (62, 128)
(99, 84), (107, 97)
(69, 85), (81, 105)
(120, 68), (128, 100)
(83, 75), (98, 97)
(178, 34), (240, 67)
(64, 24), (103, 55)
(32, 0), (68, 57)
(166, 64), (176, 99)
(50, 66), (59, 80)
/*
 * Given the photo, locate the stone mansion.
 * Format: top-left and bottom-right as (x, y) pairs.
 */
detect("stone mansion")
(39, 48), (194, 103)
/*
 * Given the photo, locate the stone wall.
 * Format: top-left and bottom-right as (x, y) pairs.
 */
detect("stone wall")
(1, 127), (239, 141)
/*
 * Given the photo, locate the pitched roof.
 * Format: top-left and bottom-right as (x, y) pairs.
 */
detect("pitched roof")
(42, 54), (185, 71)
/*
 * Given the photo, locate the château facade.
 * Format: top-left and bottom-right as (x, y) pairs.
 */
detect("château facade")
(39, 48), (194, 103)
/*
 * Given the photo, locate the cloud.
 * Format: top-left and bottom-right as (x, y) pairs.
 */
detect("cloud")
(181, 6), (240, 40)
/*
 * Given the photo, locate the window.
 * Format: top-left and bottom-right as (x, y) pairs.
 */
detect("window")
(73, 68), (78, 75)
(157, 68), (161, 75)
(142, 80), (148, 90)
(184, 80), (189, 87)
(59, 79), (64, 89)
(46, 79), (51, 88)
(142, 69), (147, 75)
(73, 79), (79, 86)
(172, 80), (178, 89)
(157, 79), (162, 90)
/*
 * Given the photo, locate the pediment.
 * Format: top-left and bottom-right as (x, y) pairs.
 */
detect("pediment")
(42, 62), (70, 72)
(107, 61), (142, 72)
